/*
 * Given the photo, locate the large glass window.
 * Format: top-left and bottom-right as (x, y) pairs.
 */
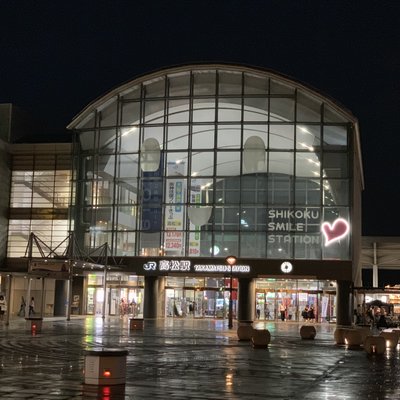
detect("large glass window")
(71, 67), (354, 261)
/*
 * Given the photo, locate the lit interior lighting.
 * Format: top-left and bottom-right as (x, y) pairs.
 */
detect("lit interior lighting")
(191, 172), (198, 177)
(307, 158), (320, 166)
(121, 126), (138, 137)
(301, 143), (314, 151)
(312, 171), (320, 176)
(299, 126), (310, 134)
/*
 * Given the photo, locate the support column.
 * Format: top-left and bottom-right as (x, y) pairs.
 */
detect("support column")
(5, 275), (12, 326)
(25, 278), (32, 318)
(237, 277), (255, 322)
(40, 277), (46, 318)
(372, 265), (379, 288)
(144, 276), (159, 319)
(372, 242), (379, 288)
(336, 280), (352, 326)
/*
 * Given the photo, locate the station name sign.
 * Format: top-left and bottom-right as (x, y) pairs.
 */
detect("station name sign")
(143, 260), (251, 273)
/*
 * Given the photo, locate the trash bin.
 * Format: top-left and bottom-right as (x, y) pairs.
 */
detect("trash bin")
(84, 348), (129, 385)
(25, 317), (43, 333)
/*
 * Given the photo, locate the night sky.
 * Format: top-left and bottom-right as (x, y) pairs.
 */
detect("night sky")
(1, 1), (399, 236)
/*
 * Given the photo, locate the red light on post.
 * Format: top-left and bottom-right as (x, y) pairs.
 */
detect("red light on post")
(103, 369), (111, 378)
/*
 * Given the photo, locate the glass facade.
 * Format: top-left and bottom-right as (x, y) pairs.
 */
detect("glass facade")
(7, 147), (72, 257)
(70, 66), (354, 261)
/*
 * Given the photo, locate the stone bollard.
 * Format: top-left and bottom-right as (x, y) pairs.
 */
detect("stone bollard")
(300, 325), (316, 340)
(344, 329), (363, 348)
(364, 336), (386, 355)
(380, 331), (400, 349)
(26, 317), (43, 334)
(237, 321), (254, 341)
(84, 348), (129, 385)
(251, 329), (271, 349)
(129, 318), (144, 330)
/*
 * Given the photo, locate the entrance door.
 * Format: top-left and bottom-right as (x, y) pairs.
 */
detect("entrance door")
(165, 288), (186, 317)
(194, 290), (204, 318)
(86, 288), (105, 315)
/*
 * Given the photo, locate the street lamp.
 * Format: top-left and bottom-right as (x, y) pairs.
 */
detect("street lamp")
(225, 255), (237, 329)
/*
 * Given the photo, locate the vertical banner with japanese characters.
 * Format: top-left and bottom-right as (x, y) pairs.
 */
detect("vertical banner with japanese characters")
(164, 162), (185, 255)
(188, 179), (201, 256)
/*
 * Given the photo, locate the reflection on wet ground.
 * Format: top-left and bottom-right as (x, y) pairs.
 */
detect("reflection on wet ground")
(0, 317), (399, 399)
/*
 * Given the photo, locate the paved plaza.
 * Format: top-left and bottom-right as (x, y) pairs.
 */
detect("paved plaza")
(0, 316), (399, 399)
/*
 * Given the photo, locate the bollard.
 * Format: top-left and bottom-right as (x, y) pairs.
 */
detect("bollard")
(84, 349), (129, 386)
(300, 325), (316, 340)
(129, 318), (144, 330)
(237, 321), (254, 341)
(26, 317), (43, 334)
(251, 329), (271, 349)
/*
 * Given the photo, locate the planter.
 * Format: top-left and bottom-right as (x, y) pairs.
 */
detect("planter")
(380, 331), (399, 349)
(334, 327), (349, 345)
(364, 336), (386, 355)
(344, 329), (363, 348)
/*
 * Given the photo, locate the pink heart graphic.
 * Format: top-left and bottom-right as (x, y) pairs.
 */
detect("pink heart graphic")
(321, 218), (349, 246)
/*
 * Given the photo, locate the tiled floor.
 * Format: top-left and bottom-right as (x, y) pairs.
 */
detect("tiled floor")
(0, 317), (399, 399)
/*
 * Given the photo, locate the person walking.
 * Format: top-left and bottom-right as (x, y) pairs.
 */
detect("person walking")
(279, 303), (286, 321)
(29, 297), (35, 316)
(0, 295), (7, 321)
(18, 296), (26, 317)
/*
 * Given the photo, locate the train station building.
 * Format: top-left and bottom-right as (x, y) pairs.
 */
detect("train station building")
(0, 64), (365, 325)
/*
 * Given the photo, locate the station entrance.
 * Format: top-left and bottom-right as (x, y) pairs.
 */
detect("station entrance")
(165, 276), (237, 319)
(255, 279), (336, 323)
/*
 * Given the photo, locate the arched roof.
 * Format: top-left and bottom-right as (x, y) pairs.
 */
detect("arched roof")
(66, 63), (363, 187)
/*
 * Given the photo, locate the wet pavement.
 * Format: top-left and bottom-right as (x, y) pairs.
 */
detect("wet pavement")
(0, 317), (399, 399)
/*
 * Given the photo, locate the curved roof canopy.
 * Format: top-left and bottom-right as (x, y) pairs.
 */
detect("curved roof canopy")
(67, 63), (363, 187)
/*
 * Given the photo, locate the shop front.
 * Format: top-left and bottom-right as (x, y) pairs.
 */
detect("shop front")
(255, 278), (336, 322)
(85, 273), (144, 317)
(164, 276), (237, 319)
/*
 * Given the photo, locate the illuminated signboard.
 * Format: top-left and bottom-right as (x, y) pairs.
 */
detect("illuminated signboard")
(267, 208), (321, 245)
(143, 260), (251, 273)
(321, 218), (350, 246)
(268, 208), (350, 248)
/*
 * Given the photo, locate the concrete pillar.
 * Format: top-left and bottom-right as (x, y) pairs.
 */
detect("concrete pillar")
(372, 242), (379, 288)
(144, 276), (159, 318)
(372, 264), (379, 288)
(336, 280), (352, 326)
(157, 277), (166, 317)
(237, 277), (255, 322)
